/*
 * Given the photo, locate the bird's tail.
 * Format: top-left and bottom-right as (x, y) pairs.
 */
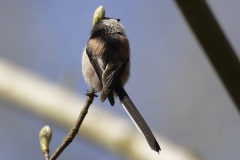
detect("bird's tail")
(114, 85), (161, 153)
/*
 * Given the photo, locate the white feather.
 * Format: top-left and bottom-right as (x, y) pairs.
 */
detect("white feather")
(121, 102), (143, 135)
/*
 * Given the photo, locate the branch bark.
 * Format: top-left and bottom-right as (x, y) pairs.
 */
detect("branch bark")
(49, 90), (97, 160)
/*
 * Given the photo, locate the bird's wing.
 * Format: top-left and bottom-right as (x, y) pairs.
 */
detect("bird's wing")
(86, 44), (104, 81)
(86, 38), (128, 104)
(101, 60), (128, 102)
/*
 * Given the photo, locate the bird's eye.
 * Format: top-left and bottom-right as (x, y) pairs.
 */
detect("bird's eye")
(116, 19), (120, 22)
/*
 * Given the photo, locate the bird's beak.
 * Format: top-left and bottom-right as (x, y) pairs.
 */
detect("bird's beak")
(93, 5), (105, 26)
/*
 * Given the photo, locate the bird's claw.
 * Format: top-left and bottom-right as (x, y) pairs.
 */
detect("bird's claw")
(85, 89), (98, 97)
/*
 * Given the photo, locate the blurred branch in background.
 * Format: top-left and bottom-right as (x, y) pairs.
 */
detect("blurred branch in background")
(174, 0), (240, 112)
(0, 58), (200, 160)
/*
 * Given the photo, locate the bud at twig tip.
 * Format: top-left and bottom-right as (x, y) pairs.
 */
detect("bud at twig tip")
(93, 5), (105, 25)
(39, 125), (52, 153)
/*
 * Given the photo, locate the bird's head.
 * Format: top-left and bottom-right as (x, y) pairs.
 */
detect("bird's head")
(92, 6), (125, 36)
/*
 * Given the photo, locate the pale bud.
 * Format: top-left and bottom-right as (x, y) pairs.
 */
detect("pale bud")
(93, 5), (105, 25)
(39, 125), (52, 153)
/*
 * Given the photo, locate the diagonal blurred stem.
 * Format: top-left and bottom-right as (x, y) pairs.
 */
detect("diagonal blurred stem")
(174, 0), (240, 112)
(0, 58), (201, 160)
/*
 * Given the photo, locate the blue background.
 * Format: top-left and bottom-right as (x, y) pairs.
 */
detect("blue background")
(0, 0), (240, 159)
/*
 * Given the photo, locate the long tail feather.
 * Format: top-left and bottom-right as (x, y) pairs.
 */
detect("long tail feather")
(114, 85), (161, 153)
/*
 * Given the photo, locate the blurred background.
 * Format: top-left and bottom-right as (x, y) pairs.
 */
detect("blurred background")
(0, 0), (240, 160)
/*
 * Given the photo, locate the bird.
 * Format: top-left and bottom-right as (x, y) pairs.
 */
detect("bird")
(82, 6), (161, 153)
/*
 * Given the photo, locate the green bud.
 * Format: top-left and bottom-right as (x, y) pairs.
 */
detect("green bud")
(93, 5), (105, 25)
(39, 125), (52, 153)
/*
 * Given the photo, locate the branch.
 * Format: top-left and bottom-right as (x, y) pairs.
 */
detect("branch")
(174, 0), (240, 112)
(44, 151), (50, 160)
(49, 90), (97, 160)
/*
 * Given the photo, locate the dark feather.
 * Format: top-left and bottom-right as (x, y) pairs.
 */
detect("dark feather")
(107, 90), (115, 106)
(114, 85), (161, 153)
(101, 61), (128, 102)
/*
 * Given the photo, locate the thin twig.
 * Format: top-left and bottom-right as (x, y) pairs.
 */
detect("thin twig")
(49, 90), (97, 160)
(44, 151), (50, 160)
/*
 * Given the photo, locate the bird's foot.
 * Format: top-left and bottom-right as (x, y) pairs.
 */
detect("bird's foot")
(85, 89), (98, 97)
